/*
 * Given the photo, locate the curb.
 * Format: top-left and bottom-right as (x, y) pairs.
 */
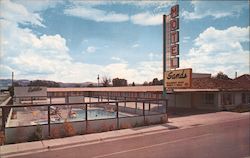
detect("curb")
(0, 123), (174, 157)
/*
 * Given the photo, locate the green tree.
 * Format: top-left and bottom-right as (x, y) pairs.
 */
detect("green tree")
(143, 81), (149, 86)
(214, 72), (231, 80)
(102, 76), (111, 87)
(8, 81), (20, 97)
(132, 82), (135, 86)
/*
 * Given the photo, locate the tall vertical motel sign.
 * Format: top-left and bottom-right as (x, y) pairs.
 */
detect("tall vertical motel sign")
(163, 4), (191, 97)
(167, 4), (179, 70)
(163, 4), (180, 97)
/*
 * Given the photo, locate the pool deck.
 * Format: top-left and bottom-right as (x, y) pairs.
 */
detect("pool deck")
(7, 106), (138, 127)
(7, 96), (156, 127)
(1, 111), (249, 157)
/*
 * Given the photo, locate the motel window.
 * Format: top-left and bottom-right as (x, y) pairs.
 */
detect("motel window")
(242, 93), (246, 104)
(222, 93), (234, 105)
(242, 93), (250, 104)
(204, 93), (214, 105)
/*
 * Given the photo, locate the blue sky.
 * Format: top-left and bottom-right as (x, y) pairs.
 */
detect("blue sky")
(0, 0), (249, 83)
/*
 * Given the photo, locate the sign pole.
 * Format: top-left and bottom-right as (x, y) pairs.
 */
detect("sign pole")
(163, 14), (167, 99)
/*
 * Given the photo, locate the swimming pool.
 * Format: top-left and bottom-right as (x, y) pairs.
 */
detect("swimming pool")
(70, 108), (128, 120)
(33, 108), (127, 125)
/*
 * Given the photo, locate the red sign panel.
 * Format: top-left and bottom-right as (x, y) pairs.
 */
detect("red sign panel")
(171, 31), (179, 44)
(171, 44), (179, 56)
(170, 18), (179, 31)
(171, 5), (179, 18)
(170, 57), (179, 69)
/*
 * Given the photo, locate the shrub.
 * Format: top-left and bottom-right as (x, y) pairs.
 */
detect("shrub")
(51, 127), (61, 138)
(63, 120), (76, 137)
(31, 125), (43, 141)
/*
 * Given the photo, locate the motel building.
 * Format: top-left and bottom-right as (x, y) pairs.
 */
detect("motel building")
(6, 73), (250, 144)
(14, 73), (250, 111)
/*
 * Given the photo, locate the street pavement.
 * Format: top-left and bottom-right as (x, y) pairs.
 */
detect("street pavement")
(1, 112), (249, 158)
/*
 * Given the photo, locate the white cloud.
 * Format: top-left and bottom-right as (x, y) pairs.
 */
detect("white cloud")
(1, 15), (162, 83)
(86, 46), (97, 53)
(111, 57), (121, 61)
(111, 57), (126, 63)
(0, 65), (15, 78)
(137, 61), (162, 81)
(183, 36), (191, 43)
(132, 43), (140, 48)
(182, 1), (247, 20)
(64, 6), (129, 22)
(181, 26), (249, 77)
(1, 13), (162, 83)
(103, 61), (162, 83)
(71, 1), (174, 9)
(15, 0), (62, 12)
(64, 1), (173, 25)
(130, 12), (162, 26)
(0, 0), (45, 27)
(148, 53), (161, 60)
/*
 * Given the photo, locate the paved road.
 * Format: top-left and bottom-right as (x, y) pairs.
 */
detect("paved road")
(8, 115), (250, 158)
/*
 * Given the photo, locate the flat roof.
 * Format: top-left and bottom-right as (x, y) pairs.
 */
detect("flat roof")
(47, 86), (163, 92)
(47, 86), (221, 93)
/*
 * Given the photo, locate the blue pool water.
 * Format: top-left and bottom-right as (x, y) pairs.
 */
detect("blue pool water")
(73, 108), (117, 120)
(34, 108), (127, 125)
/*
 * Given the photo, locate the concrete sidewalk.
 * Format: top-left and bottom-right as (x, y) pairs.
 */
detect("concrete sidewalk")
(1, 111), (249, 157)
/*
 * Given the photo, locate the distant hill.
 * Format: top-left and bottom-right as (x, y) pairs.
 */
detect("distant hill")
(0, 79), (97, 90)
(0, 79), (12, 90)
(58, 82), (98, 87)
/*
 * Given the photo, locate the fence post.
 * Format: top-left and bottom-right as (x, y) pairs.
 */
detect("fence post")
(124, 97), (126, 112)
(143, 102), (145, 125)
(85, 103), (88, 133)
(165, 99), (168, 114)
(48, 96), (51, 137)
(107, 92), (109, 102)
(67, 95), (69, 104)
(116, 102), (119, 129)
(135, 98), (137, 114)
(1, 107), (5, 133)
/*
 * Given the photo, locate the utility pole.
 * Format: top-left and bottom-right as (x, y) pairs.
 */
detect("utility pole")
(11, 71), (14, 97)
(97, 74), (100, 87)
(12, 72), (14, 87)
(163, 15), (167, 99)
